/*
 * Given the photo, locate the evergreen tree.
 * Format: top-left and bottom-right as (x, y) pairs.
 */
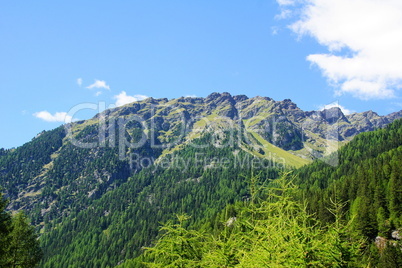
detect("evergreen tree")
(0, 192), (12, 265)
(143, 214), (206, 268)
(3, 211), (42, 268)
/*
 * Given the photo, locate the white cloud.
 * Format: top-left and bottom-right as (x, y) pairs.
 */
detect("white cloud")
(95, 91), (102, 97)
(319, 103), (354, 115)
(275, 9), (292, 20)
(77, 78), (82, 87)
(33, 111), (73, 123)
(113, 91), (148, 107)
(277, 0), (295, 6)
(280, 0), (402, 100)
(86, 80), (110, 90)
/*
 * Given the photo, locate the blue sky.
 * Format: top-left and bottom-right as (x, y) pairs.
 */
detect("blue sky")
(1, 0), (402, 148)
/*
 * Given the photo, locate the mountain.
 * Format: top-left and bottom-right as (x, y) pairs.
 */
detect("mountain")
(3, 92), (400, 215)
(1, 92), (402, 267)
(121, 117), (402, 267)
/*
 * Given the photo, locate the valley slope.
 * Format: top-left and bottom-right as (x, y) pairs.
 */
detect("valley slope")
(1, 92), (401, 267)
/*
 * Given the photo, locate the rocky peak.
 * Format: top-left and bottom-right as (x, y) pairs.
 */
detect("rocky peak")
(143, 97), (159, 105)
(320, 107), (348, 124)
(206, 92), (236, 106)
(279, 99), (298, 110)
(362, 110), (380, 120)
(156, 98), (169, 104)
(176, 96), (203, 104)
(252, 96), (273, 102)
(206, 92), (222, 102)
(233, 94), (249, 102)
(385, 110), (402, 121)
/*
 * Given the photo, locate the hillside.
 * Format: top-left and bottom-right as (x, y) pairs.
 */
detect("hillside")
(121, 118), (402, 267)
(296, 118), (402, 240)
(1, 92), (402, 267)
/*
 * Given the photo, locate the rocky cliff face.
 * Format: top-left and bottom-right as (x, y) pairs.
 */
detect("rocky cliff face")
(100, 92), (402, 158)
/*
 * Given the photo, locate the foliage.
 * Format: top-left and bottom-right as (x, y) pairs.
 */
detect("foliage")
(378, 241), (402, 267)
(0, 191), (12, 262)
(0, 193), (42, 267)
(294, 119), (402, 264)
(128, 174), (364, 267)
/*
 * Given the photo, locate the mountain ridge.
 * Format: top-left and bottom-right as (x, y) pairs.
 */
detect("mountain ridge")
(1, 92), (402, 267)
(96, 92), (402, 158)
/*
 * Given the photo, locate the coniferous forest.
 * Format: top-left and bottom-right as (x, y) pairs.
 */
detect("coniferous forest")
(119, 119), (402, 267)
(1, 95), (402, 267)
